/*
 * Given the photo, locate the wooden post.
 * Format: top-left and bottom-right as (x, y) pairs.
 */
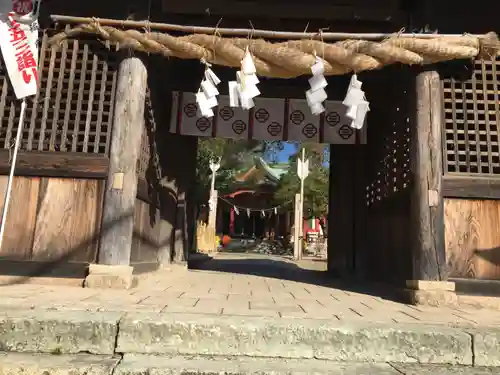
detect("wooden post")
(327, 145), (355, 276)
(293, 193), (301, 260)
(410, 69), (446, 281)
(173, 193), (188, 262)
(98, 56), (147, 266)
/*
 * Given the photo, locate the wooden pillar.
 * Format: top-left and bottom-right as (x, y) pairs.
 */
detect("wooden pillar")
(409, 69), (446, 281)
(172, 134), (198, 262)
(98, 56), (147, 266)
(229, 207), (235, 236)
(327, 145), (355, 276)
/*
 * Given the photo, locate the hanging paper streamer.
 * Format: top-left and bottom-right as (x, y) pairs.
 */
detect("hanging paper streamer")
(246, 208), (251, 218)
(234, 206), (239, 215)
(228, 47), (260, 110)
(196, 62), (221, 118)
(306, 56), (328, 115)
(342, 74), (370, 129)
(261, 210), (265, 218)
(274, 207), (278, 215)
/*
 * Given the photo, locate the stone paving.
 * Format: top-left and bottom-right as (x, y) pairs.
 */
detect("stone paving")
(0, 252), (499, 328)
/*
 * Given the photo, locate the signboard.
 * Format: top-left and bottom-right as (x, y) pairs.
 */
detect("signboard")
(288, 99), (320, 143)
(0, 0), (40, 99)
(216, 95), (249, 140)
(170, 92), (367, 144)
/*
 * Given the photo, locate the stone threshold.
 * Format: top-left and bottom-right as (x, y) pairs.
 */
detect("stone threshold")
(0, 352), (497, 375)
(1, 309), (500, 367)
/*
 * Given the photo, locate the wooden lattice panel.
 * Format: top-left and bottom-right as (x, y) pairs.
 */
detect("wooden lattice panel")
(136, 126), (150, 179)
(364, 70), (411, 206)
(0, 30), (118, 154)
(443, 57), (500, 174)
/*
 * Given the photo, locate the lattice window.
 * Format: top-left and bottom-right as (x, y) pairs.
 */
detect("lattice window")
(0, 29), (118, 154)
(136, 127), (150, 179)
(443, 57), (500, 175)
(364, 70), (412, 206)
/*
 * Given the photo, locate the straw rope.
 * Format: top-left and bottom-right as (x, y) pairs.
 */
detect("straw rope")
(48, 23), (500, 78)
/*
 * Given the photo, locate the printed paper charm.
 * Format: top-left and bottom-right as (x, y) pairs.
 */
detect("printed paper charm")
(261, 210), (265, 218)
(234, 206), (239, 215)
(342, 74), (370, 129)
(247, 208), (251, 218)
(274, 207), (278, 215)
(196, 63), (221, 118)
(306, 57), (328, 115)
(228, 47), (260, 110)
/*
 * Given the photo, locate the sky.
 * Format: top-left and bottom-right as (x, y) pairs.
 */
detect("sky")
(276, 142), (296, 162)
(272, 142), (330, 167)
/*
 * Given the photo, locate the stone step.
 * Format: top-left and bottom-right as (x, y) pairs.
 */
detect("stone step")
(0, 309), (499, 366)
(0, 352), (120, 375)
(0, 352), (497, 375)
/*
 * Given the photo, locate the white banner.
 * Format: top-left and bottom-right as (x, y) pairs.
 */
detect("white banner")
(0, 0), (40, 99)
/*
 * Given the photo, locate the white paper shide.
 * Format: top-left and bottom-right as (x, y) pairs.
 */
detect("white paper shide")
(228, 47), (260, 110)
(306, 57), (328, 115)
(342, 74), (370, 129)
(196, 63), (221, 118)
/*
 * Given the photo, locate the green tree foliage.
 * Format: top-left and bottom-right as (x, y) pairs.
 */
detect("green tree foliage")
(273, 143), (329, 217)
(195, 139), (283, 203)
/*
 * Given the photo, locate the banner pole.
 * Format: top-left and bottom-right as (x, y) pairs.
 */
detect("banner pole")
(0, 99), (27, 250)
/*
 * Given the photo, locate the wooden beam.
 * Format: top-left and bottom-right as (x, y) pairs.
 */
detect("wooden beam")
(410, 69), (447, 281)
(0, 150), (108, 178)
(443, 174), (500, 199)
(98, 56), (148, 266)
(51, 14), (479, 40)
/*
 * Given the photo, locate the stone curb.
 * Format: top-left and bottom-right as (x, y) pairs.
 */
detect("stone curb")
(0, 310), (122, 355)
(0, 352), (120, 375)
(0, 309), (499, 367)
(0, 352), (498, 375)
(116, 312), (473, 365)
(114, 354), (401, 375)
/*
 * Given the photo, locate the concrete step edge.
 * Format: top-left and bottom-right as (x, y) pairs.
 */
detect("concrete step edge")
(0, 352), (497, 375)
(1, 309), (499, 366)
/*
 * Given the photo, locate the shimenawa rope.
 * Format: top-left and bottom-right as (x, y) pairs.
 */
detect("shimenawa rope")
(48, 21), (500, 78)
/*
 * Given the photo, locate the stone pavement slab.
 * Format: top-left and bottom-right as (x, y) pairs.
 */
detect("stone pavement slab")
(1, 262), (500, 327)
(1, 254), (500, 367)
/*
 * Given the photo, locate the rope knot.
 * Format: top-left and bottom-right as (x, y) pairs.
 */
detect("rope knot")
(90, 17), (105, 35)
(478, 32), (500, 60)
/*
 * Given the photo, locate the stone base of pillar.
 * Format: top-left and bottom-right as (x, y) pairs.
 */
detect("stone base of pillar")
(84, 264), (135, 290)
(404, 280), (458, 307)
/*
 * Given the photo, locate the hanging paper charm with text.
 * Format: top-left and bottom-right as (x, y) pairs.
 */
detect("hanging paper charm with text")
(0, 0), (41, 99)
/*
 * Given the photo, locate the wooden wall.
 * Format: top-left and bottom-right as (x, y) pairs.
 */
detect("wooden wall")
(439, 50), (500, 280)
(356, 66), (414, 286)
(445, 199), (500, 280)
(0, 176), (104, 262)
(131, 197), (172, 268)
